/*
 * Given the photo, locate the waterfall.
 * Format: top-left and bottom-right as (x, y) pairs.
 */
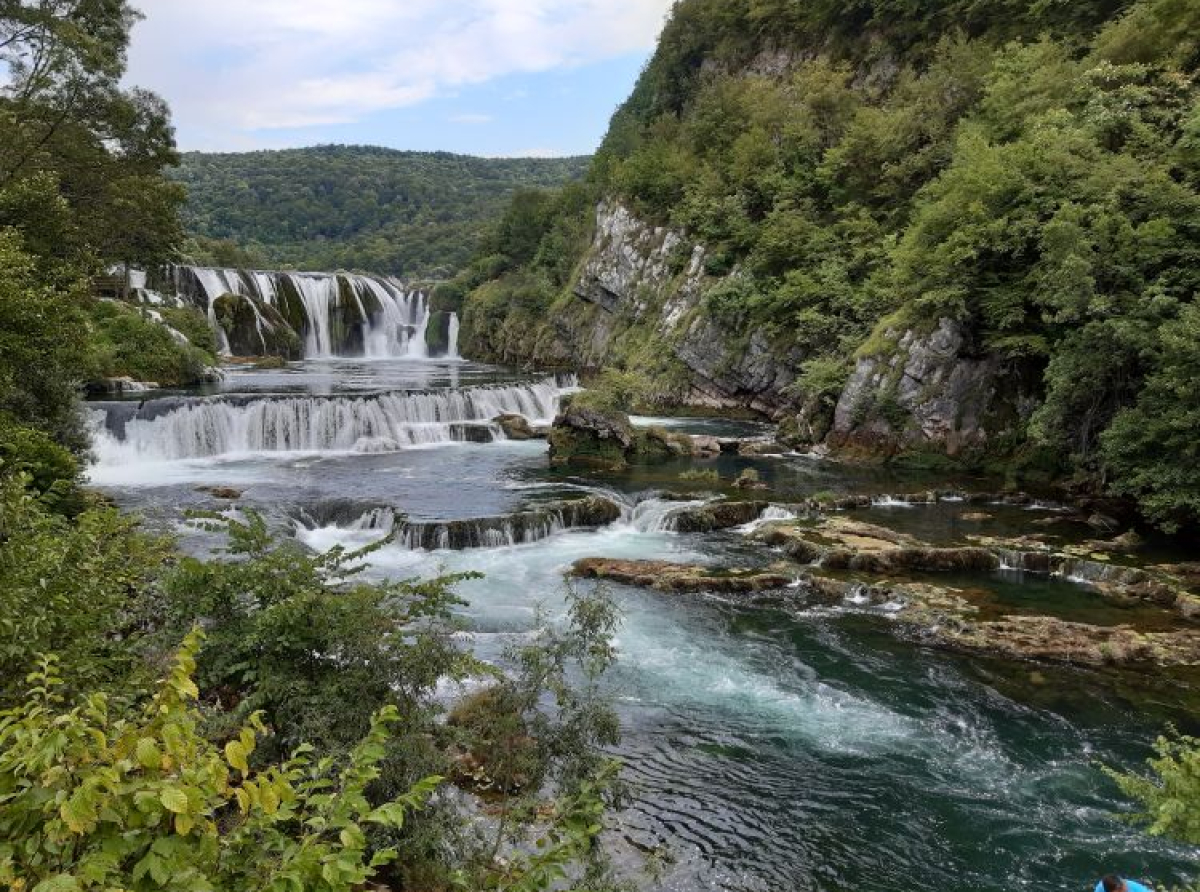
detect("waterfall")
(182, 267), (236, 356)
(290, 274), (340, 357)
(89, 377), (567, 465)
(446, 313), (461, 360)
(354, 277), (431, 359)
(168, 265), (441, 360)
(294, 495), (623, 551)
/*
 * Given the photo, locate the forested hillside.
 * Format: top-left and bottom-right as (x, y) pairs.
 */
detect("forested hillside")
(456, 0), (1200, 533)
(174, 147), (590, 276)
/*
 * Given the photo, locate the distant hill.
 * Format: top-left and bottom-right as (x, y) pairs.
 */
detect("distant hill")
(171, 146), (591, 277)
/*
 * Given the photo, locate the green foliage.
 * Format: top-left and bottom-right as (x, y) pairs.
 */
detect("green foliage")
(173, 147), (590, 277)
(1100, 304), (1200, 532)
(0, 3), (184, 274)
(0, 414), (78, 501)
(158, 306), (219, 357)
(85, 301), (215, 386)
(1105, 727), (1200, 846)
(0, 632), (441, 892)
(570, 371), (648, 415)
(794, 356), (852, 410)
(0, 230), (90, 449)
(466, 0), (1200, 530)
(0, 473), (172, 707)
(161, 510), (473, 763)
(453, 585), (625, 892)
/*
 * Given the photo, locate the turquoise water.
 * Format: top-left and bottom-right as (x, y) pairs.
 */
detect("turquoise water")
(87, 359), (1200, 892)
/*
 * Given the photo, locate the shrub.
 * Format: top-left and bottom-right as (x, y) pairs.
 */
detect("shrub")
(0, 632), (441, 892)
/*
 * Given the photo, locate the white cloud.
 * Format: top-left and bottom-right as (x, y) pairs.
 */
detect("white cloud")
(126, 0), (671, 145)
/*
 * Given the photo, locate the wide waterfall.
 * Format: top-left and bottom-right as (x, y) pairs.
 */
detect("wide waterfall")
(90, 376), (567, 464)
(167, 265), (459, 360)
(294, 495), (624, 551)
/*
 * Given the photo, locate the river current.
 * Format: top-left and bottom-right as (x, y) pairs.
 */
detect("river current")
(86, 358), (1199, 892)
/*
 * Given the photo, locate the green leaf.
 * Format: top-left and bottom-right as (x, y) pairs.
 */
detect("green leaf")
(32, 875), (82, 892)
(160, 787), (189, 814)
(225, 739), (249, 774)
(136, 737), (162, 771)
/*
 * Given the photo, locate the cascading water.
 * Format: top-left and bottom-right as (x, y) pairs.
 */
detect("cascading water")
(183, 266), (236, 356)
(290, 274), (339, 357)
(168, 265), (450, 360)
(357, 277), (431, 359)
(446, 313), (461, 360)
(88, 376), (567, 466)
(294, 494), (623, 552)
(81, 348), (1199, 891)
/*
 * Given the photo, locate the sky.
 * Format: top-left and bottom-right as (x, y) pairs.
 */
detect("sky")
(124, 0), (675, 157)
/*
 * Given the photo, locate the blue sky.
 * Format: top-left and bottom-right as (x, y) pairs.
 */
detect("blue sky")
(125, 1), (673, 156)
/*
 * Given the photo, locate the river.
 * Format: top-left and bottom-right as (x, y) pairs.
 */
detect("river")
(86, 357), (1199, 892)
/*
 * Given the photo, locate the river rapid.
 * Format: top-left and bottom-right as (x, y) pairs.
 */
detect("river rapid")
(86, 358), (1200, 892)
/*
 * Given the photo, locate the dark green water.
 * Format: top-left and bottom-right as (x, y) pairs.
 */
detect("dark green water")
(86, 360), (1200, 892)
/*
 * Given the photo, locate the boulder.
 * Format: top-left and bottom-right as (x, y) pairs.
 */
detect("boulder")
(754, 516), (999, 574)
(1086, 512), (1121, 534)
(691, 435), (722, 458)
(450, 423), (496, 444)
(672, 501), (768, 532)
(197, 485), (243, 500)
(494, 413), (535, 441)
(636, 426), (693, 460)
(548, 403), (635, 470)
(738, 439), (785, 456)
(87, 376), (159, 395)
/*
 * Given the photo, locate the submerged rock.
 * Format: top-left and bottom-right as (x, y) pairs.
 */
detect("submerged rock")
(197, 485), (243, 500)
(571, 557), (793, 594)
(939, 616), (1200, 668)
(87, 376), (160, 395)
(788, 570), (1200, 669)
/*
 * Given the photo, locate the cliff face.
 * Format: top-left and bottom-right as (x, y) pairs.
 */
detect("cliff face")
(828, 320), (1033, 457)
(557, 202), (805, 417)
(531, 200), (1021, 453)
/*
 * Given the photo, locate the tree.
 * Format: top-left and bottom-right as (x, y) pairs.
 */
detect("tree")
(0, 1), (184, 272)
(1101, 304), (1200, 532)
(0, 229), (90, 448)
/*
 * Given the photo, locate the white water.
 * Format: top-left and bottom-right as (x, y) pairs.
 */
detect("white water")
(186, 267), (236, 355)
(446, 313), (461, 360)
(88, 377), (567, 470)
(174, 265), (443, 360)
(290, 274), (339, 357)
(82, 358), (1200, 891)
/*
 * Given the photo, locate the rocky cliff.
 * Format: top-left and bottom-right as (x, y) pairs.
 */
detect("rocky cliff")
(489, 200), (807, 418)
(479, 198), (1024, 459)
(828, 319), (1036, 458)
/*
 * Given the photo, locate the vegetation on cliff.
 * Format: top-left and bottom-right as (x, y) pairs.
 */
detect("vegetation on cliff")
(460, 0), (1200, 532)
(173, 147), (590, 277)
